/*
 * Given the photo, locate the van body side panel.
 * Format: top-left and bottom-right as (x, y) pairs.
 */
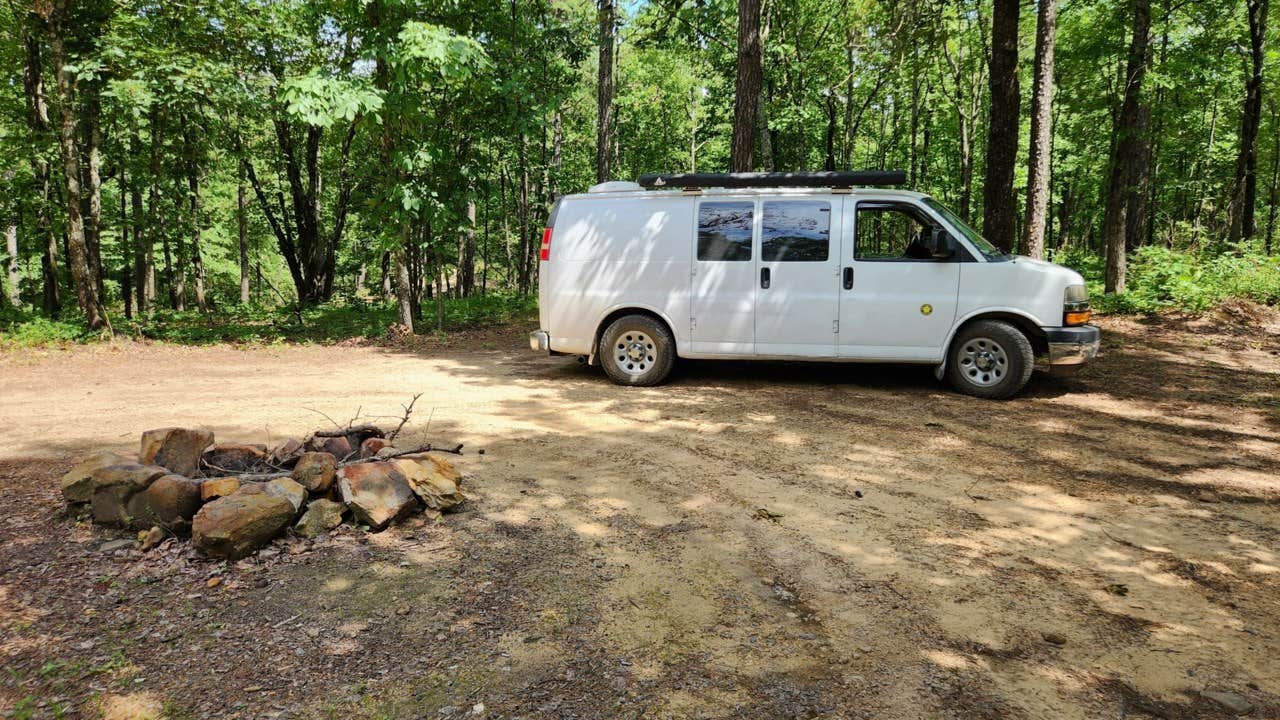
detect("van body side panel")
(955, 259), (1064, 331)
(543, 196), (692, 355)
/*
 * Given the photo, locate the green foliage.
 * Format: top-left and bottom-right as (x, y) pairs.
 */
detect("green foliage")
(3, 0), (1280, 341)
(0, 295), (536, 348)
(1052, 243), (1280, 313)
(282, 75), (383, 127)
(0, 308), (93, 348)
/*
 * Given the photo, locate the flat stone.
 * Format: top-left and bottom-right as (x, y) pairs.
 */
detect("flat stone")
(393, 455), (465, 510)
(338, 462), (417, 530)
(318, 435), (352, 459)
(360, 437), (392, 458)
(295, 499), (345, 538)
(139, 526), (166, 551)
(89, 464), (169, 527)
(265, 477), (307, 514)
(60, 452), (132, 503)
(269, 438), (303, 464)
(125, 474), (203, 532)
(91, 463), (169, 493)
(1201, 690), (1254, 715)
(140, 428), (214, 476)
(99, 539), (135, 553)
(192, 493), (295, 560)
(292, 452), (338, 494)
(200, 477), (241, 501)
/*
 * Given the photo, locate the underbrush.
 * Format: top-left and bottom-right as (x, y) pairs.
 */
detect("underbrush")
(0, 294), (537, 348)
(1051, 242), (1280, 314)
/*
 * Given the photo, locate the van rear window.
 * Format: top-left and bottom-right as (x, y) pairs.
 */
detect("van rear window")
(697, 202), (754, 261)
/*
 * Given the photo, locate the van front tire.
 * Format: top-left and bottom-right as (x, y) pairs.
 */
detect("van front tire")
(946, 320), (1034, 399)
(600, 314), (676, 386)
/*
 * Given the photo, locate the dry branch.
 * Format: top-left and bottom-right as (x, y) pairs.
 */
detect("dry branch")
(230, 442), (463, 482)
(388, 393), (422, 442)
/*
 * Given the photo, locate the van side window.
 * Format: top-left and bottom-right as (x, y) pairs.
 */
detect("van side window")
(697, 202), (754, 261)
(854, 203), (939, 261)
(762, 201), (830, 261)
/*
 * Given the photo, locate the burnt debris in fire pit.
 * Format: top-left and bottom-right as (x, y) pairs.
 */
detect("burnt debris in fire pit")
(60, 424), (468, 561)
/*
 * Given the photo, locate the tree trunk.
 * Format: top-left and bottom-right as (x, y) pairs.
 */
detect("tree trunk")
(757, 90), (775, 172)
(162, 228), (176, 309)
(172, 195), (186, 311)
(23, 19), (60, 317)
(596, 0), (614, 183)
(482, 180), (490, 294)
(517, 133), (532, 294)
(460, 191), (477, 297)
(1102, 0), (1153, 294)
(1229, 0), (1269, 243)
(239, 162), (250, 304)
(82, 81), (104, 297)
(1266, 102), (1280, 254)
(983, 0), (1020, 252)
(730, 0), (764, 172)
(131, 184), (152, 314)
(188, 173), (207, 312)
(48, 1), (110, 334)
(395, 242), (414, 330)
(183, 122), (208, 312)
(120, 182), (132, 320)
(1022, 0), (1058, 259)
(4, 222), (18, 307)
(435, 265), (445, 333)
(381, 252), (392, 300)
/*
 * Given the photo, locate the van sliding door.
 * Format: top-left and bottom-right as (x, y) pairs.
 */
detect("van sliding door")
(753, 198), (841, 357)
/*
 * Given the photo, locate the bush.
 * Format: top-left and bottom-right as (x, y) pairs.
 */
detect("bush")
(0, 307), (92, 348)
(0, 293), (538, 348)
(1050, 243), (1280, 314)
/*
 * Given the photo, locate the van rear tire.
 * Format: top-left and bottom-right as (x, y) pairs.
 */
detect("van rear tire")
(600, 315), (676, 386)
(945, 320), (1034, 399)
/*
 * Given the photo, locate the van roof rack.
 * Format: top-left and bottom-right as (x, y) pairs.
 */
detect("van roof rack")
(636, 170), (907, 190)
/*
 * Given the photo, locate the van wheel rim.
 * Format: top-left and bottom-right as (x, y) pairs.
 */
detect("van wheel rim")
(614, 331), (656, 376)
(958, 337), (1008, 387)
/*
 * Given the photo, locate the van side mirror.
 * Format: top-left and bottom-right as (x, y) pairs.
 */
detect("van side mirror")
(930, 227), (955, 259)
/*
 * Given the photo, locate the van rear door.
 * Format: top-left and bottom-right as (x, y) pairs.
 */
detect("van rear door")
(690, 199), (757, 355)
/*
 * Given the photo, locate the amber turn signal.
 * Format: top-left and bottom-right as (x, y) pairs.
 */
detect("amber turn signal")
(1064, 310), (1092, 326)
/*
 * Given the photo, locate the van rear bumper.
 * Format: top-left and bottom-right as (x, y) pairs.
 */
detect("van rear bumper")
(529, 330), (551, 353)
(1042, 325), (1100, 372)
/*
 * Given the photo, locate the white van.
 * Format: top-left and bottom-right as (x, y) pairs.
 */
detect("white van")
(530, 172), (1099, 398)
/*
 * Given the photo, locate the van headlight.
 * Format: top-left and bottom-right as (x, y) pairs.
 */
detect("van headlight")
(1064, 285), (1091, 326)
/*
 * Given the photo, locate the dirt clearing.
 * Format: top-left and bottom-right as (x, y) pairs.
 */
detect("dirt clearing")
(2, 312), (1278, 719)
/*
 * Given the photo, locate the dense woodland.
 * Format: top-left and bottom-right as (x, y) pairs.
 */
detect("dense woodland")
(1, 0), (1278, 338)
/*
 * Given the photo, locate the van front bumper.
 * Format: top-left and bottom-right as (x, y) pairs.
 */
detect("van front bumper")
(1043, 325), (1100, 372)
(529, 330), (551, 353)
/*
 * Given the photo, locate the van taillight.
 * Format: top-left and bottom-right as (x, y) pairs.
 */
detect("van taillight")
(539, 227), (552, 261)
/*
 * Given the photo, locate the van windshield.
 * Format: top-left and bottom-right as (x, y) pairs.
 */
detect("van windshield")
(922, 198), (1010, 262)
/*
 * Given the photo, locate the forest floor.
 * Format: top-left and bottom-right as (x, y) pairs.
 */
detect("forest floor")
(1, 306), (1278, 720)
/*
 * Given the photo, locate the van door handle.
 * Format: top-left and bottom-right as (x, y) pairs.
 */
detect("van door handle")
(760, 267), (770, 289)
(842, 267), (854, 290)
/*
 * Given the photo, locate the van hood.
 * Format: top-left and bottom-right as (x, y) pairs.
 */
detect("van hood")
(1012, 255), (1085, 287)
